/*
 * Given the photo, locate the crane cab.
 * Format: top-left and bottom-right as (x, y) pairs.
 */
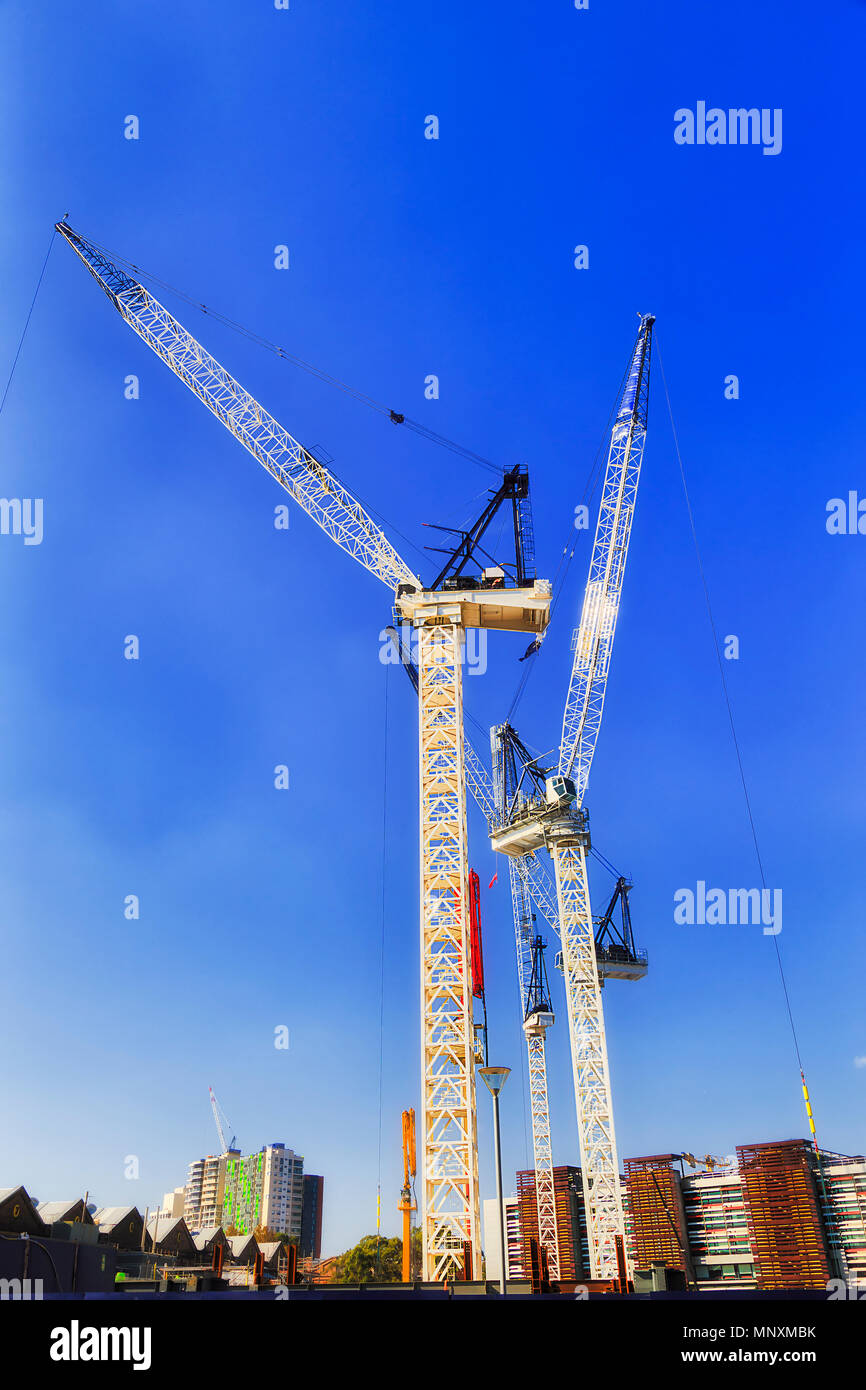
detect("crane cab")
(545, 775), (576, 806)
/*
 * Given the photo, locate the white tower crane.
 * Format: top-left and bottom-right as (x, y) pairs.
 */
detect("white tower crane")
(490, 726), (562, 1278)
(208, 1086), (236, 1154)
(489, 315), (654, 1278)
(55, 223), (551, 1282)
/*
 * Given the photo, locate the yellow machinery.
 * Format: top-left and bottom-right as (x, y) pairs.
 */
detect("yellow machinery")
(399, 1109), (417, 1282)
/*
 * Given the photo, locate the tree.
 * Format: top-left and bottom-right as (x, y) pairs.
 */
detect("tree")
(337, 1234), (403, 1283)
(253, 1225), (283, 1243)
(409, 1226), (422, 1279)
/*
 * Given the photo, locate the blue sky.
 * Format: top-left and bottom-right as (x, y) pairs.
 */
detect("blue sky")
(1, 1), (863, 1256)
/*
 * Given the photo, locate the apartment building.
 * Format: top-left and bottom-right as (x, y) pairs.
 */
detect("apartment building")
(183, 1143), (305, 1238)
(623, 1141), (866, 1290)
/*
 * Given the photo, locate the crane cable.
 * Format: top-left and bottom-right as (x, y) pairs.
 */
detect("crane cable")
(67, 229), (504, 477)
(0, 226), (57, 420)
(375, 665), (390, 1272)
(655, 334), (841, 1272)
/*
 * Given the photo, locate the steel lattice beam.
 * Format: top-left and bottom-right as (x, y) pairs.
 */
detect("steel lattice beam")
(553, 841), (625, 1275)
(55, 224), (419, 595)
(417, 616), (481, 1280)
(507, 857), (561, 1278)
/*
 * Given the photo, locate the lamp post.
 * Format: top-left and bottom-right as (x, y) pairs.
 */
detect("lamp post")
(479, 1065), (511, 1296)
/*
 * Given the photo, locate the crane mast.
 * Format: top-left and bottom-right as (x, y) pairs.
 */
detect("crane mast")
(391, 623), (563, 1275)
(56, 223), (552, 1282)
(491, 726), (561, 1279)
(398, 552), (550, 1280)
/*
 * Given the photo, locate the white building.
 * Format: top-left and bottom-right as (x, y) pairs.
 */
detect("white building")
(483, 1194), (520, 1282)
(259, 1144), (305, 1238)
(160, 1187), (186, 1220)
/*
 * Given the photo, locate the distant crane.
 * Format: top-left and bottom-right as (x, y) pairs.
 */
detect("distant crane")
(208, 1086), (236, 1154)
(56, 222), (551, 1281)
(399, 1109), (417, 1282)
(681, 1152), (734, 1173)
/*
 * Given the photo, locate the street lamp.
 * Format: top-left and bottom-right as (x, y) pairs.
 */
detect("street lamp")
(479, 1065), (511, 1296)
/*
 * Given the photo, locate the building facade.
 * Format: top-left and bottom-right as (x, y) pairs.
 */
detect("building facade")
(183, 1144), (305, 1238)
(623, 1141), (866, 1291)
(516, 1165), (586, 1281)
(482, 1195), (523, 1281)
(509, 1140), (866, 1290)
(300, 1175), (324, 1259)
(160, 1187), (186, 1220)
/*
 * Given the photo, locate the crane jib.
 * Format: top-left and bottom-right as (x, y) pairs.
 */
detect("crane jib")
(55, 222), (419, 596)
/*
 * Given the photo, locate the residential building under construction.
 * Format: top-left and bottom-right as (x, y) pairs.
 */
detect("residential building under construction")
(622, 1141), (866, 1290)
(509, 1139), (865, 1291)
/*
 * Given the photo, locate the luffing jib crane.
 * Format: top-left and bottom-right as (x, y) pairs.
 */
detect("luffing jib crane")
(56, 222), (552, 1282)
(489, 315), (654, 1278)
(208, 1086), (236, 1155)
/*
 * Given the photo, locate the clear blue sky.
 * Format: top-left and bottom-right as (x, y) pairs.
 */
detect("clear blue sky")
(1, 1), (863, 1256)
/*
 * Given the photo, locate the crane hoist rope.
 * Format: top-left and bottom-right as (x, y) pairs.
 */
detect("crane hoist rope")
(56, 221), (504, 476)
(655, 334), (843, 1277)
(375, 667), (391, 1264)
(0, 226), (57, 420)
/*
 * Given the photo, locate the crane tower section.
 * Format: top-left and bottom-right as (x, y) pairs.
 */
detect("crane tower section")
(490, 723), (561, 1278)
(397, 489), (550, 1282)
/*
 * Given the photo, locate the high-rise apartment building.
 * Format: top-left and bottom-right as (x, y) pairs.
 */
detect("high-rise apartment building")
(185, 1152), (233, 1231)
(183, 1143), (305, 1238)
